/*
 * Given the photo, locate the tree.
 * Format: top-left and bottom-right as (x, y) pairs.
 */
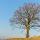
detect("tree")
(10, 3), (40, 38)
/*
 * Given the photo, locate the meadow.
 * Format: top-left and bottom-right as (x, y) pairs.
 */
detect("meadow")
(6, 36), (40, 40)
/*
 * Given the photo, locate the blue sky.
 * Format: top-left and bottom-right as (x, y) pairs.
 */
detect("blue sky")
(0, 0), (40, 38)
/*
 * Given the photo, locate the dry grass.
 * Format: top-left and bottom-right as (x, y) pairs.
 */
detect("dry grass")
(6, 36), (40, 40)
(6, 38), (30, 40)
(30, 36), (40, 40)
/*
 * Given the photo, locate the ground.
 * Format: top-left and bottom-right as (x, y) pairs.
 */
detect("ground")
(6, 36), (40, 40)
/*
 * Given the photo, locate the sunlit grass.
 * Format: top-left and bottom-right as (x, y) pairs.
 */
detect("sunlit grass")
(6, 36), (40, 40)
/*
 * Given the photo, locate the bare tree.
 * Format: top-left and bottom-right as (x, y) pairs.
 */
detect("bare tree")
(10, 3), (40, 38)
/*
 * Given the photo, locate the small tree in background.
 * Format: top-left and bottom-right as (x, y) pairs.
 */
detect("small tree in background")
(10, 3), (40, 38)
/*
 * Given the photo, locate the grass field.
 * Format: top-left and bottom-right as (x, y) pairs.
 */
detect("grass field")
(6, 36), (40, 40)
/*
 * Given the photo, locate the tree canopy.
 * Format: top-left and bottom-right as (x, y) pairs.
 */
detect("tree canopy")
(10, 3), (40, 38)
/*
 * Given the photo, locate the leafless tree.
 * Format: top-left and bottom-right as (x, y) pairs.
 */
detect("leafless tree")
(10, 3), (40, 38)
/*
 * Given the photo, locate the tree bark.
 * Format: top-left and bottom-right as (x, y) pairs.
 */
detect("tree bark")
(26, 15), (30, 38)
(25, 24), (30, 38)
(26, 27), (29, 38)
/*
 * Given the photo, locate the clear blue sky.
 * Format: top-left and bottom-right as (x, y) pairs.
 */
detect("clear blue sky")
(0, 0), (40, 38)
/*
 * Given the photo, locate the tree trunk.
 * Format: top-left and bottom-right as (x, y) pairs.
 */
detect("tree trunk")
(26, 27), (29, 38)
(25, 22), (30, 38)
(26, 16), (30, 38)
